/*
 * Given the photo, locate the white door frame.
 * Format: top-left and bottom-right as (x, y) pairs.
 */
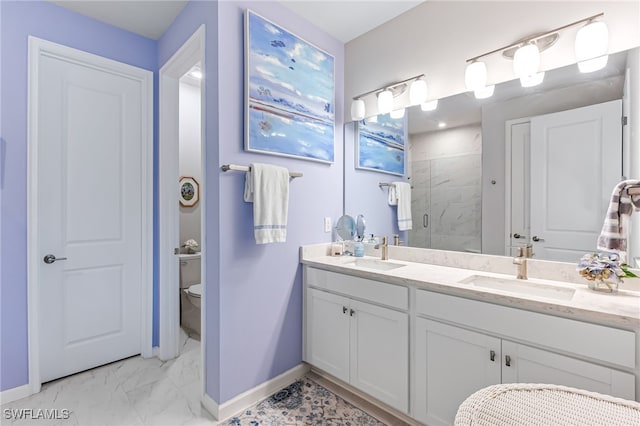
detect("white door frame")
(27, 36), (153, 395)
(158, 26), (205, 362)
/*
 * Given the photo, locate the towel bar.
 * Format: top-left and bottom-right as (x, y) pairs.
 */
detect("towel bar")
(629, 187), (640, 195)
(379, 182), (395, 189)
(221, 164), (302, 178)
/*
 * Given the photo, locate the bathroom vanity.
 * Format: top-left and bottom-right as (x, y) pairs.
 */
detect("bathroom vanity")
(300, 244), (640, 425)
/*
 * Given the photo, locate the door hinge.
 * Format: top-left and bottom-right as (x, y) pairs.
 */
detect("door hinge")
(622, 116), (628, 126)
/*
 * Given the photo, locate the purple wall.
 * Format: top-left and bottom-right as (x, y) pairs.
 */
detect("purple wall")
(216, 1), (343, 402)
(158, 0), (222, 403)
(0, 1), (157, 392)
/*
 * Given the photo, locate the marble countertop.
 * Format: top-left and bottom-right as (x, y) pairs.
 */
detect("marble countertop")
(301, 250), (640, 329)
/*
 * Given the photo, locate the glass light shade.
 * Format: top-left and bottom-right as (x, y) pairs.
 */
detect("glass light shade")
(513, 44), (540, 78)
(390, 108), (405, 119)
(520, 72), (545, 87)
(409, 79), (428, 105)
(350, 99), (365, 121)
(578, 55), (609, 73)
(474, 84), (495, 99)
(377, 90), (393, 114)
(575, 21), (608, 62)
(420, 99), (438, 111)
(464, 61), (487, 91)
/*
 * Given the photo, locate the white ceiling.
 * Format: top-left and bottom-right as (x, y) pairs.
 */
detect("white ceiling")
(50, 0), (425, 42)
(51, 1), (188, 40)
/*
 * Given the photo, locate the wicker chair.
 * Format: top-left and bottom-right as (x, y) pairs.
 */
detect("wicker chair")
(455, 383), (640, 426)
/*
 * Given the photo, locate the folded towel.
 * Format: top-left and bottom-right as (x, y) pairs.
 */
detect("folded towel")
(597, 179), (640, 261)
(392, 181), (412, 231)
(388, 184), (399, 206)
(244, 163), (290, 244)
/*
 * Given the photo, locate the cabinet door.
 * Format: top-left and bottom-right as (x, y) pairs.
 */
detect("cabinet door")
(414, 319), (501, 426)
(305, 288), (350, 383)
(349, 300), (409, 413)
(502, 341), (635, 400)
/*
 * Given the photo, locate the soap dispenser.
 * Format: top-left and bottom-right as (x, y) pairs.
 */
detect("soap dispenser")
(354, 237), (364, 257)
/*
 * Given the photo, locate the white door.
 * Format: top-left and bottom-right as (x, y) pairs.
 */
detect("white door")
(530, 100), (622, 262)
(35, 40), (152, 382)
(414, 318), (501, 426)
(502, 341), (635, 400)
(305, 288), (350, 382)
(349, 300), (408, 413)
(508, 121), (531, 255)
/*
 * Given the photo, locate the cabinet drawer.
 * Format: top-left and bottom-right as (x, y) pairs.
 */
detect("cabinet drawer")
(306, 267), (408, 311)
(416, 290), (636, 369)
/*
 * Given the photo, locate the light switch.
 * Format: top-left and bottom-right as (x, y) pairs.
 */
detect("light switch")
(324, 217), (332, 233)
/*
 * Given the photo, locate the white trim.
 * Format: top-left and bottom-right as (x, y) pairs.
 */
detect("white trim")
(206, 363), (310, 422)
(158, 25), (205, 362)
(0, 384), (32, 405)
(26, 36), (153, 393)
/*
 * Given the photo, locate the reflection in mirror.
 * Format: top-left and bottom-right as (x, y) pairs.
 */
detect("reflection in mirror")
(347, 47), (637, 262)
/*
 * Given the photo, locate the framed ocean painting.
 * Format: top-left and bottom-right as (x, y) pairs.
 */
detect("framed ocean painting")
(356, 114), (406, 176)
(245, 10), (335, 163)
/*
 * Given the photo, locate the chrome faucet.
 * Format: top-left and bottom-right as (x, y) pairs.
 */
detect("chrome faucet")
(375, 236), (389, 260)
(513, 244), (533, 280)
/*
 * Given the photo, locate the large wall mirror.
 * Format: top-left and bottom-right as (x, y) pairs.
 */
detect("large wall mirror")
(345, 47), (638, 263)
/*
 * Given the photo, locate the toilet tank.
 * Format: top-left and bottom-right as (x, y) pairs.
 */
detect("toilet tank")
(179, 254), (201, 289)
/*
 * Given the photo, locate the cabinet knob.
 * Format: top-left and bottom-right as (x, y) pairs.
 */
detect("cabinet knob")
(350, 309), (355, 317)
(490, 350), (496, 362)
(505, 355), (512, 367)
(342, 306), (348, 314)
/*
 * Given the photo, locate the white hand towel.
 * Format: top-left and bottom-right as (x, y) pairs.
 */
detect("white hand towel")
(393, 181), (412, 231)
(388, 184), (399, 206)
(597, 179), (640, 261)
(244, 163), (290, 244)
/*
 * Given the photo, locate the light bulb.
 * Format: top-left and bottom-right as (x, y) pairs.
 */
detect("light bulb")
(465, 61), (487, 91)
(520, 72), (545, 87)
(474, 85), (495, 99)
(377, 89), (393, 114)
(513, 43), (540, 79)
(390, 108), (405, 119)
(438, 122), (447, 128)
(420, 99), (438, 111)
(409, 78), (428, 105)
(350, 99), (365, 121)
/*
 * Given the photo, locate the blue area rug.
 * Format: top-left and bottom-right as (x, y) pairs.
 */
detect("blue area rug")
(227, 377), (386, 425)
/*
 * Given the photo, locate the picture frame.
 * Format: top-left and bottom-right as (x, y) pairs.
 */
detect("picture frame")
(245, 9), (335, 163)
(179, 176), (199, 207)
(356, 114), (407, 176)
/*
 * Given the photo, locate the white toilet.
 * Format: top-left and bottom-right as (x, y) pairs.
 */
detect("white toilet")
(179, 253), (201, 339)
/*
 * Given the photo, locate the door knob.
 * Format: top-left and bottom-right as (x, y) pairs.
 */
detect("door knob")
(513, 233), (524, 239)
(43, 254), (68, 264)
(532, 236), (544, 242)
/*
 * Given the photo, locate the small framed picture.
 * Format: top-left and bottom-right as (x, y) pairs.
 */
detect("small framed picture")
(179, 176), (199, 207)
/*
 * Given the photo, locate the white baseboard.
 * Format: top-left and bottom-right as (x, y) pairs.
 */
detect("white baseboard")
(202, 363), (310, 422)
(0, 384), (34, 405)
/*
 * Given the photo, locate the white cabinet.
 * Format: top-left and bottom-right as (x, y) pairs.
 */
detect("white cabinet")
(414, 318), (501, 426)
(414, 289), (637, 424)
(304, 276), (409, 413)
(414, 317), (636, 426)
(501, 341), (635, 399)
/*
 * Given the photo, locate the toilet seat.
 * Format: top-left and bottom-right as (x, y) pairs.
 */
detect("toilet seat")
(186, 283), (202, 298)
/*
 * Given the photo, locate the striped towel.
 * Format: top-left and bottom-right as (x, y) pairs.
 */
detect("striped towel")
(244, 163), (290, 244)
(597, 180), (640, 260)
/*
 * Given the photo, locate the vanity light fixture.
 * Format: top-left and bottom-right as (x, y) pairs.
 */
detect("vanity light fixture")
(474, 84), (495, 99)
(464, 13), (607, 89)
(349, 74), (426, 121)
(575, 20), (609, 73)
(420, 99), (438, 111)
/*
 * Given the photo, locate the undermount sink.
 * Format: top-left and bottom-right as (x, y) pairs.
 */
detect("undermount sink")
(343, 258), (406, 271)
(458, 275), (576, 301)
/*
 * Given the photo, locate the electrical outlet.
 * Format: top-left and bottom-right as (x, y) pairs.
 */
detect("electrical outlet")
(324, 217), (332, 233)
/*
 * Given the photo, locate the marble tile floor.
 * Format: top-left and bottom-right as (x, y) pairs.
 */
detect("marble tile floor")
(1, 337), (210, 426)
(1, 337), (404, 426)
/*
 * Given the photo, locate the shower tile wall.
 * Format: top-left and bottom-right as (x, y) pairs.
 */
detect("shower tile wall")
(409, 125), (482, 252)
